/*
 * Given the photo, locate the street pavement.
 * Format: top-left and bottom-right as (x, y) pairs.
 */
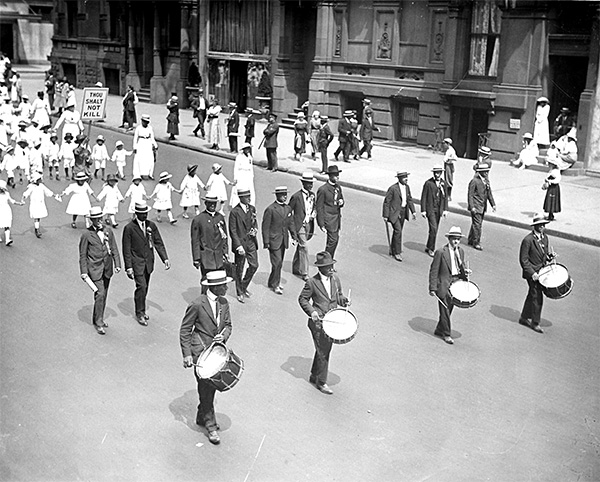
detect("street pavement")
(1, 123), (599, 481)
(16, 64), (600, 247)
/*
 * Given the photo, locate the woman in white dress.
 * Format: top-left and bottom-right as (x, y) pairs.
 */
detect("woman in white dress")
(179, 164), (205, 218)
(206, 99), (222, 150)
(0, 179), (24, 245)
(30, 91), (51, 128)
(533, 96), (550, 146)
(60, 171), (97, 228)
(54, 103), (83, 140)
(21, 172), (58, 238)
(132, 115), (158, 179)
(149, 171), (181, 224)
(229, 142), (255, 208)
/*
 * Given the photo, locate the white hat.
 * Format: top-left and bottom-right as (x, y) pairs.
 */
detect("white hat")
(443, 138), (452, 144)
(445, 226), (464, 238)
(567, 127), (577, 141)
(201, 270), (233, 286)
(212, 163), (222, 172)
(273, 186), (288, 194)
(531, 213), (550, 226)
(300, 172), (314, 182)
(159, 171), (172, 181)
(89, 206), (103, 218)
(115, 140), (124, 147)
(432, 164), (444, 172)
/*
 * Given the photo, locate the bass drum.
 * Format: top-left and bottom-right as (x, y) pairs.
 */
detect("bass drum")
(449, 279), (481, 309)
(537, 263), (573, 299)
(195, 342), (244, 392)
(322, 308), (358, 344)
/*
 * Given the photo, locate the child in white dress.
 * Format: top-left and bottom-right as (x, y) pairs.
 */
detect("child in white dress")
(59, 132), (76, 180)
(59, 171), (97, 228)
(28, 140), (44, 178)
(149, 171), (181, 224)
(205, 163), (235, 213)
(91, 134), (110, 180)
(0, 179), (24, 245)
(44, 131), (60, 180)
(97, 174), (124, 227)
(111, 140), (133, 180)
(179, 164), (205, 218)
(124, 176), (147, 216)
(13, 139), (30, 184)
(21, 172), (59, 238)
(2, 146), (17, 188)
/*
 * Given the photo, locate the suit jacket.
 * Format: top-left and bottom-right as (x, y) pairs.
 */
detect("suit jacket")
(79, 226), (121, 281)
(382, 182), (415, 223)
(179, 294), (232, 362)
(298, 273), (348, 318)
(227, 110), (239, 135)
(420, 177), (447, 215)
(468, 175), (496, 214)
(316, 182), (343, 232)
(519, 231), (550, 279)
(317, 124), (334, 149)
(245, 115), (255, 138)
(229, 203), (258, 252)
(122, 219), (168, 275)
(191, 211), (228, 269)
(338, 118), (351, 139)
(263, 121), (279, 148)
(288, 189), (316, 233)
(261, 201), (296, 250)
(428, 244), (466, 298)
(360, 117), (374, 141)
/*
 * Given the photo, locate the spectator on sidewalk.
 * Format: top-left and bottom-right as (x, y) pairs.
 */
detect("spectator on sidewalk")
(547, 128), (578, 171)
(533, 96), (550, 147)
(553, 107), (574, 140)
(542, 159), (561, 221)
(206, 98), (222, 150)
(359, 110), (376, 160)
(244, 108), (257, 151)
(317, 116), (334, 174)
(420, 165), (448, 257)
(166, 94), (179, 141)
(263, 113), (279, 171)
(467, 162), (496, 250)
(308, 110), (321, 159)
(511, 132), (539, 170)
(191, 88), (208, 138)
(443, 138), (457, 200)
(293, 112), (309, 161)
(226, 102), (239, 153)
(334, 110), (353, 163)
(121, 85), (138, 131)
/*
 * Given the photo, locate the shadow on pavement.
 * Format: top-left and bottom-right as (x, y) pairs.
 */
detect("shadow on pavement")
(181, 286), (200, 305)
(280, 356), (341, 386)
(169, 389), (232, 433)
(116, 297), (164, 317)
(408, 316), (463, 340)
(403, 241), (427, 253)
(77, 305), (119, 325)
(367, 244), (391, 258)
(489, 304), (553, 327)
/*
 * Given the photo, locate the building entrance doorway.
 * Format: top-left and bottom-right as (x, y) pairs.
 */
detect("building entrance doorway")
(0, 22), (14, 60)
(229, 60), (248, 111)
(451, 107), (489, 159)
(548, 55), (587, 136)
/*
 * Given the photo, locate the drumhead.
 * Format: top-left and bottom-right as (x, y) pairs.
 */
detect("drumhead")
(195, 343), (228, 379)
(538, 264), (569, 288)
(449, 280), (480, 300)
(322, 308), (358, 341)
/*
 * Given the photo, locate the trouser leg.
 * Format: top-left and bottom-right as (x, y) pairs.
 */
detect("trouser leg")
(267, 245), (285, 289)
(426, 212), (440, 252)
(320, 148), (328, 172)
(133, 270), (150, 317)
(521, 278), (543, 326)
(92, 276), (110, 327)
(195, 373), (218, 431)
(390, 218), (404, 255)
(434, 294), (454, 337)
(242, 246), (259, 291)
(325, 229), (339, 258)
(292, 228), (308, 277)
(468, 212), (483, 246)
(308, 319), (333, 385)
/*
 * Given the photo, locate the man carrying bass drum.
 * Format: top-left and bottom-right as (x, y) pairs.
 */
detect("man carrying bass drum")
(298, 251), (349, 395)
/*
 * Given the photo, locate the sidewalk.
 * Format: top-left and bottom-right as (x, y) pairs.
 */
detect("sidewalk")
(20, 65), (600, 246)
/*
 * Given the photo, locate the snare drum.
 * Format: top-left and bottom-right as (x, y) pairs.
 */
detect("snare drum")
(537, 263), (573, 299)
(449, 279), (481, 309)
(195, 342), (244, 392)
(322, 308), (358, 344)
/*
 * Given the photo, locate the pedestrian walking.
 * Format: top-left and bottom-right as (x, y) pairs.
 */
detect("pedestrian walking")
(263, 113), (279, 171)
(226, 102), (239, 153)
(298, 251), (350, 395)
(317, 116), (333, 174)
(122, 201), (170, 325)
(59, 132), (76, 180)
(349, 111), (360, 160)
(124, 176), (147, 216)
(443, 138), (457, 200)
(334, 110), (353, 163)
(13, 139), (30, 184)
(382, 171), (416, 262)
(191, 88), (207, 137)
(244, 108), (257, 149)
(91, 135), (110, 180)
(205, 163), (234, 214)
(309, 110), (321, 159)
(179, 164), (205, 219)
(229, 143), (255, 208)
(316, 165), (344, 258)
(288, 172), (316, 280)
(0, 179), (24, 245)
(420, 164), (448, 257)
(166, 94), (179, 141)
(542, 159), (561, 221)
(97, 174), (124, 228)
(30, 91), (51, 128)
(467, 162), (496, 250)
(359, 110), (376, 160)
(293, 112), (309, 161)
(111, 140), (133, 180)
(149, 171), (181, 224)
(132, 115), (158, 179)
(60, 171), (97, 228)
(179, 270), (234, 445)
(206, 98), (222, 150)
(121, 85), (138, 130)
(228, 189), (259, 303)
(428, 226), (469, 345)
(261, 186), (297, 295)
(21, 172), (59, 238)
(79, 206), (121, 335)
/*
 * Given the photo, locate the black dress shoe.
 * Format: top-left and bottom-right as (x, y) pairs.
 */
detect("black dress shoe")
(207, 431), (220, 445)
(531, 324), (544, 333)
(143, 314), (150, 320)
(136, 316), (148, 326)
(473, 245), (483, 251)
(95, 326), (106, 335)
(518, 318), (530, 327)
(237, 295), (245, 303)
(317, 384), (333, 395)
(243, 290), (252, 298)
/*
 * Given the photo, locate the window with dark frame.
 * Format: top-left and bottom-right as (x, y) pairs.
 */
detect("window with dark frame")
(468, 1), (501, 77)
(66, 1), (78, 38)
(399, 103), (419, 141)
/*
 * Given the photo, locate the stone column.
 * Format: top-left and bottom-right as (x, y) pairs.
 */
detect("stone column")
(150, 4), (167, 104)
(125, 2), (140, 91)
(309, 1), (336, 113)
(584, 11), (600, 172)
(198, 0), (209, 92)
(189, 1), (199, 66)
(179, 2), (191, 107)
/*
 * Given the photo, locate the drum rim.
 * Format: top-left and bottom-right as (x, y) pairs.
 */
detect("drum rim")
(322, 307), (358, 342)
(195, 341), (229, 379)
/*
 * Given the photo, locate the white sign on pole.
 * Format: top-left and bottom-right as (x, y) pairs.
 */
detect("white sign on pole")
(81, 88), (109, 121)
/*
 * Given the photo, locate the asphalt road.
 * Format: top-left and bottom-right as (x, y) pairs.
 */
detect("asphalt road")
(1, 129), (598, 482)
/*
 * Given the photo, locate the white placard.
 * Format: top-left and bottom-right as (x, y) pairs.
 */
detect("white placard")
(81, 88), (109, 121)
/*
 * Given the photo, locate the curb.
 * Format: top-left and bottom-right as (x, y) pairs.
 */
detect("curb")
(92, 121), (600, 248)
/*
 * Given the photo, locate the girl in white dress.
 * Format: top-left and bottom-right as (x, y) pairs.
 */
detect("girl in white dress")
(2, 146), (17, 188)
(179, 164), (205, 218)
(205, 163), (235, 214)
(97, 174), (124, 228)
(60, 171), (97, 228)
(44, 131), (61, 180)
(206, 99), (222, 149)
(149, 171), (181, 224)
(59, 132), (76, 180)
(124, 176), (147, 216)
(0, 179), (24, 245)
(111, 140), (133, 180)
(91, 135), (110, 180)
(21, 172), (59, 238)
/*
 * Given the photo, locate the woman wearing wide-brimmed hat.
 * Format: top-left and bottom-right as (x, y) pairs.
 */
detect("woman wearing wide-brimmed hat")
(542, 159), (561, 221)
(166, 94), (179, 141)
(533, 96), (550, 146)
(293, 111), (309, 161)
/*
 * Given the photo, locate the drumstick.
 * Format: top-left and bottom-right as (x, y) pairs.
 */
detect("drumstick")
(434, 294), (449, 310)
(345, 289), (351, 312)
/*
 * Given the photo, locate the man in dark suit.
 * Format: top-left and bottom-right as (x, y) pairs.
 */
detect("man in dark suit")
(428, 226), (468, 345)
(179, 270), (233, 445)
(359, 110), (376, 160)
(317, 116), (334, 174)
(227, 102), (239, 153)
(244, 108), (257, 153)
(263, 113), (279, 171)
(191, 87), (207, 138)
(191, 194), (228, 293)
(518, 214), (553, 334)
(316, 165), (344, 258)
(122, 202), (170, 325)
(288, 172), (316, 281)
(228, 189), (259, 303)
(79, 206), (121, 335)
(334, 110), (353, 162)
(467, 162), (496, 250)
(261, 186), (297, 295)
(421, 164), (448, 257)
(298, 251), (349, 395)
(382, 171), (416, 261)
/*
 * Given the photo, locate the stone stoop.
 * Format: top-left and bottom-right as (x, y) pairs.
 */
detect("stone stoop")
(137, 87), (151, 103)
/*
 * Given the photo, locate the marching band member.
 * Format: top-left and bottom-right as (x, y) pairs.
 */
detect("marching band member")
(180, 270), (233, 445)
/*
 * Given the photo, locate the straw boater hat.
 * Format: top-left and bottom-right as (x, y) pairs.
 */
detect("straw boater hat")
(326, 165), (342, 175)
(201, 270), (233, 286)
(475, 162), (491, 171)
(228, 102), (236, 108)
(237, 189), (251, 198)
(134, 201), (151, 213)
(202, 194), (219, 203)
(159, 171), (172, 182)
(74, 172), (88, 181)
(431, 164), (444, 172)
(320, 115), (329, 121)
(363, 99), (371, 105)
(18, 120), (28, 128)
(445, 226), (464, 238)
(531, 213), (550, 226)
(273, 186), (288, 195)
(343, 110), (354, 117)
(443, 138), (453, 144)
(89, 206), (103, 219)
(537, 96), (549, 104)
(560, 107), (570, 113)
(187, 164), (198, 174)
(141, 114), (150, 122)
(212, 163), (222, 172)
(300, 172), (314, 183)
(522, 132), (533, 140)
(478, 146), (491, 156)
(395, 171), (409, 178)
(314, 251), (336, 267)
(241, 142), (252, 150)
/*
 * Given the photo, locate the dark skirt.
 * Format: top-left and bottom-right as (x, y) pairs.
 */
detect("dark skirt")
(543, 183), (561, 213)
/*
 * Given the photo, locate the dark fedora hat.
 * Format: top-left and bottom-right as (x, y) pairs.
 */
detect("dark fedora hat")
(314, 251), (336, 267)
(326, 165), (342, 175)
